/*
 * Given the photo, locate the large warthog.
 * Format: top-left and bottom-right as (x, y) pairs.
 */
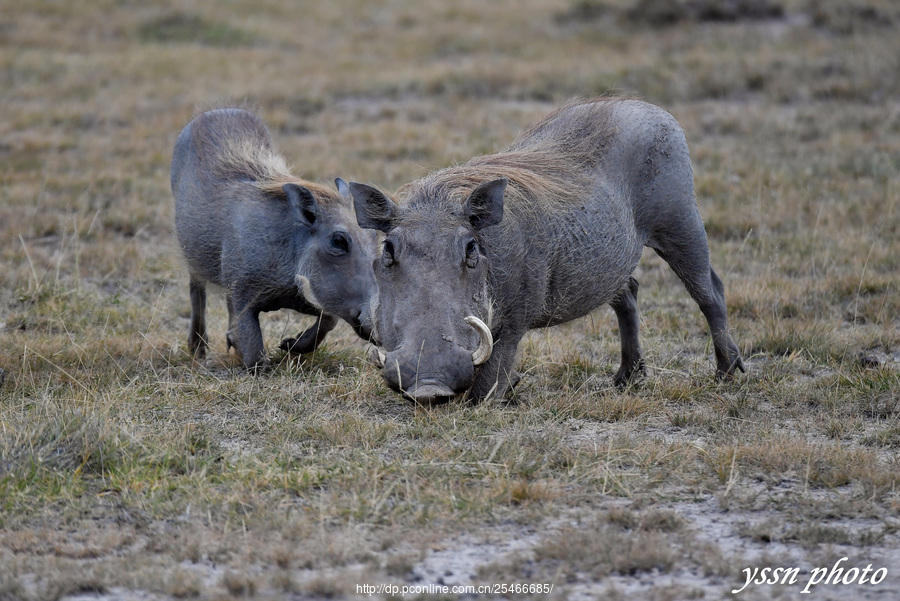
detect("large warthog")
(351, 97), (745, 403)
(172, 108), (377, 368)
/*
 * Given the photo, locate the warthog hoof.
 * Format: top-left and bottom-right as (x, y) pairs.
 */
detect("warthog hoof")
(244, 360), (273, 375)
(279, 333), (316, 355)
(715, 355), (747, 380)
(614, 358), (646, 389)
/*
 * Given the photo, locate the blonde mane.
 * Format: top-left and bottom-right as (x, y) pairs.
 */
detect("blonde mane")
(399, 98), (620, 212)
(203, 112), (341, 205)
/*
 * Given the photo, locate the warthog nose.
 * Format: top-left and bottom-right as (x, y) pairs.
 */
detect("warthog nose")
(380, 356), (456, 402)
(381, 344), (475, 403)
(408, 380), (456, 405)
(351, 307), (374, 340)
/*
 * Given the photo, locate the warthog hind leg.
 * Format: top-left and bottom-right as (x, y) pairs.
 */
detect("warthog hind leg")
(705, 267), (746, 376)
(610, 276), (645, 387)
(651, 239), (745, 377)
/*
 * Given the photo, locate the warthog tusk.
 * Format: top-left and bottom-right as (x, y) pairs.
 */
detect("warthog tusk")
(464, 316), (493, 365)
(367, 345), (386, 368)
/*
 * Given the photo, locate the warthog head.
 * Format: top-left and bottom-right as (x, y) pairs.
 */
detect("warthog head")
(288, 179), (378, 340)
(350, 178), (506, 404)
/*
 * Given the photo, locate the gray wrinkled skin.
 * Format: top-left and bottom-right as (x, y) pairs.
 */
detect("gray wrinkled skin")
(352, 98), (745, 404)
(171, 108), (377, 368)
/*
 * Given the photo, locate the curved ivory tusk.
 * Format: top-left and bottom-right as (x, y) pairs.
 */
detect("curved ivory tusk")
(464, 316), (493, 366)
(367, 345), (386, 368)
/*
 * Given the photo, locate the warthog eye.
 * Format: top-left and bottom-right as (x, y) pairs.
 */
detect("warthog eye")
(465, 239), (479, 268)
(382, 239), (396, 266)
(329, 231), (351, 255)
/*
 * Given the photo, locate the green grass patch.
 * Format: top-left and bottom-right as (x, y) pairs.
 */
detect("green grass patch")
(138, 12), (258, 47)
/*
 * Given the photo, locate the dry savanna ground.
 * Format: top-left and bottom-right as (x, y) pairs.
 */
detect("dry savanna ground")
(1, 0), (899, 599)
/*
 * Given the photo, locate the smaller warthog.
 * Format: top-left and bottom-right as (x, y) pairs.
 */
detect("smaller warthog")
(352, 97), (744, 404)
(171, 108), (377, 368)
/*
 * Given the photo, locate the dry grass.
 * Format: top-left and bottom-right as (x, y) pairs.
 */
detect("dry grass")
(1, 0), (899, 599)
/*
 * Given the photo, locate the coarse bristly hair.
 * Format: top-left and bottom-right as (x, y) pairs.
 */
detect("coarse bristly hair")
(199, 108), (342, 206)
(397, 97), (621, 214)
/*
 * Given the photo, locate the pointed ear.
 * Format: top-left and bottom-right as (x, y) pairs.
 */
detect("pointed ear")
(335, 177), (351, 200)
(464, 178), (506, 230)
(283, 183), (317, 226)
(349, 182), (398, 233)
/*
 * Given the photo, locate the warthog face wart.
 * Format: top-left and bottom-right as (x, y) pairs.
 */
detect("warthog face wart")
(350, 179), (504, 404)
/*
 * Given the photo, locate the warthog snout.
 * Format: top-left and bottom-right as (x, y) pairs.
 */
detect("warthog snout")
(351, 303), (375, 341)
(374, 317), (491, 404)
(380, 348), (473, 404)
(405, 380), (456, 404)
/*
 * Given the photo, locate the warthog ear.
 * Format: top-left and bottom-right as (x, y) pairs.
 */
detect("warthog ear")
(335, 178), (351, 200)
(283, 183), (318, 226)
(464, 178), (506, 230)
(349, 182), (398, 233)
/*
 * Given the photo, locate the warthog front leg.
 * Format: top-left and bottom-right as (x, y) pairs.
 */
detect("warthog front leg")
(188, 276), (208, 358)
(225, 293), (236, 353)
(279, 313), (338, 355)
(227, 293), (268, 369)
(466, 327), (524, 403)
